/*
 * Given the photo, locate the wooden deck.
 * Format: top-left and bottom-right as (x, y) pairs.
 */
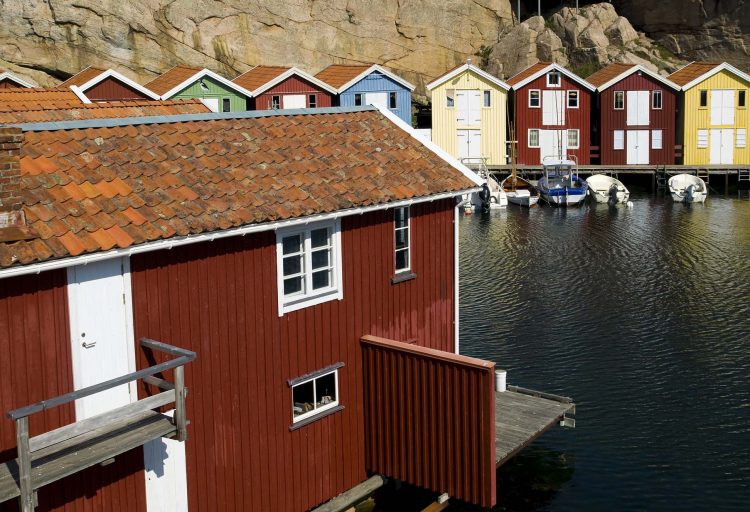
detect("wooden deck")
(495, 387), (575, 467)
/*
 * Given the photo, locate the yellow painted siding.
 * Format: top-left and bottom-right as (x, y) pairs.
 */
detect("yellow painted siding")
(682, 70), (750, 164)
(429, 70), (508, 166)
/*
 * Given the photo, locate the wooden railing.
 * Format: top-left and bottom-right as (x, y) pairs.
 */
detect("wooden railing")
(2, 338), (195, 512)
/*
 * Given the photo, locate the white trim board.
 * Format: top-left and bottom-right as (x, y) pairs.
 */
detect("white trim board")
(333, 64), (415, 93)
(594, 64), (680, 92)
(426, 63), (509, 91)
(508, 63), (595, 92)
(0, 71), (34, 88)
(74, 68), (161, 100)
(242, 66), (338, 96)
(159, 68), (255, 100)
(674, 62), (750, 91)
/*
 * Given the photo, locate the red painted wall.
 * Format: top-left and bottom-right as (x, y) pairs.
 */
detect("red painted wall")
(85, 77), (152, 102)
(514, 73), (593, 165)
(0, 271), (146, 512)
(130, 200), (456, 512)
(252, 75), (333, 110)
(598, 74), (677, 165)
(0, 80), (24, 90)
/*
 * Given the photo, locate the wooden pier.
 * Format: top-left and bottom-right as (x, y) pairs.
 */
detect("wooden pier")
(495, 386), (575, 467)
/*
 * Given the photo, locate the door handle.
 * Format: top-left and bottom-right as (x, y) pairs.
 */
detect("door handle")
(82, 340), (97, 349)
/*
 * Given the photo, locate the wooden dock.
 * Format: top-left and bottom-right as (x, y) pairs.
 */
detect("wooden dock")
(495, 387), (575, 467)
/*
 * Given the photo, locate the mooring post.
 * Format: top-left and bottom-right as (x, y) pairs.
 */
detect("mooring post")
(725, 171), (729, 195)
(16, 416), (34, 512)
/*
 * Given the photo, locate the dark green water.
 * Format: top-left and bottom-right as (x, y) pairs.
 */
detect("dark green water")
(457, 193), (750, 511)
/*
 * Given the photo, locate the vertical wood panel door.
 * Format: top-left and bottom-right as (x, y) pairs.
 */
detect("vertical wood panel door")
(457, 130), (481, 159)
(283, 94), (307, 109)
(539, 129), (567, 163)
(67, 258), (135, 419)
(627, 130), (650, 164)
(626, 91), (649, 126)
(456, 90), (481, 126)
(365, 92), (388, 109)
(710, 128), (734, 164)
(542, 91), (564, 126)
(711, 90), (735, 126)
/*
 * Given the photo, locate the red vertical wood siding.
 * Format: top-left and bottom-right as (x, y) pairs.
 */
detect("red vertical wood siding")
(84, 77), (152, 102)
(514, 74), (593, 165)
(0, 271), (146, 512)
(252, 75), (333, 110)
(598, 74), (677, 165)
(361, 335), (496, 508)
(130, 200), (456, 512)
(0, 80), (23, 89)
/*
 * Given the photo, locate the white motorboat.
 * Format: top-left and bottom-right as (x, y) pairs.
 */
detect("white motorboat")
(501, 175), (539, 207)
(586, 174), (630, 205)
(537, 157), (588, 207)
(668, 174), (708, 204)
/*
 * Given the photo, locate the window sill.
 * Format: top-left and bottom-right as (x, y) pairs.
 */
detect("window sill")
(391, 271), (417, 284)
(289, 405), (344, 431)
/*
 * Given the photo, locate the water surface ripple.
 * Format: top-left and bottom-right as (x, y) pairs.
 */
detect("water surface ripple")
(458, 196), (750, 511)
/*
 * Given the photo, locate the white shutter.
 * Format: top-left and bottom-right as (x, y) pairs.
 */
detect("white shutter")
(282, 94), (307, 109)
(711, 91), (723, 125)
(652, 130), (663, 150)
(737, 128), (746, 148)
(721, 129), (734, 164)
(722, 90), (735, 125)
(710, 129), (721, 163)
(457, 130), (468, 159)
(542, 91), (564, 125)
(627, 91), (638, 126)
(468, 91), (482, 126)
(614, 130), (624, 150)
(697, 129), (709, 148)
(638, 91), (650, 125)
(455, 91), (467, 124)
(364, 92), (388, 109)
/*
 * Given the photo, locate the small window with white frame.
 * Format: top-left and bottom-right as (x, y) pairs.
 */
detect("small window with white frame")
(652, 90), (663, 110)
(614, 91), (625, 110)
(446, 89), (455, 108)
(529, 90), (541, 108)
(547, 71), (561, 87)
(697, 129), (708, 148)
(737, 128), (746, 148)
(271, 95), (281, 109)
(389, 91), (397, 109)
(394, 207), (410, 273)
(277, 220), (342, 315)
(354, 93), (363, 106)
(291, 366), (340, 425)
(567, 90), (579, 109)
(567, 129), (580, 149)
(308, 94), (317, 108)
(528, 129), (540, 148)
(652, 129), (663, 149)
(614, 130), (624, 150)
(483, 90), (491, 107)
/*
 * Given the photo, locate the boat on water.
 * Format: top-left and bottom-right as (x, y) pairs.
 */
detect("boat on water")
(586, 174), (630, 205)
(668, 174), (708, 204)
(537, 157), (588, 206)
(461, 157), (508, 211)
(501, 174), (539, 207)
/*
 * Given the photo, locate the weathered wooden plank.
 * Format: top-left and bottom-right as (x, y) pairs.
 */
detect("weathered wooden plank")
(174, 365), (187, 442)
(16, 417), (33, 512)
(310, 475), (385, 512)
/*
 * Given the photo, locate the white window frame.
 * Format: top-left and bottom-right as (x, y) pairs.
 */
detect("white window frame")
(567, 129), (580, 149)
(737, 128), (746, 148)
(699, 90), (708, 108)
(529, 89), (541, 108)
(652, 129), (663, 150)
(528, 129), (540, 148)
(394, 206), (411, 273)
(291, 368), (340, 424)
(614, 130), (625, 150)
(567, 90), (579, 109)
(614, 91), (625, 110)
(446, 89), (455, 108)
(547, 71), (561, 88)
(483, 90), (491, 108)
(739, 90), (747, 109)
(697, 129), (708, 148)
(271, 95), (280, 109)
(389, 91), (397, 109)
(276, 219), (343, 316)
(308, 94), (317, 108)
(652, 90), (663, 110)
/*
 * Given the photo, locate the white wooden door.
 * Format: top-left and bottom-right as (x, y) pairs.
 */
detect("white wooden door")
(457, 130), (481, 159)
(711, 90), (735, 126)
(144, 410), (189, 511)
(67, 258), (135, 420)
(626, 91), (650, 126)
(365, 92), (388, 109)
(282, 94), (306, 109)
(539, 130), (567, 163)
(710, 128), (734, 164)
(626, 130), (650, 164)
(200, 98), (219, 112)
(455, 90), (481, 126)
(542, 90), (565, 125)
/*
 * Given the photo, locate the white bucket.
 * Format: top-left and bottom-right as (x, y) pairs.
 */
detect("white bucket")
(495, 369), (507, 392)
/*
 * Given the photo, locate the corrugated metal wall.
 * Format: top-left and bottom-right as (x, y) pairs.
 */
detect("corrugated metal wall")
(682, 70), (750, 165)
(0, 271), (146, 512)
(361, 335), (496, 508)
(172, 76), (248, 112)
(338, 73), (412, 124)
(130, 200), (456, 512)
(514, 74), (592, 165)
(85, 78), (152, 101)
(253, 75), (333, 110)
(599, 74), (677, 165)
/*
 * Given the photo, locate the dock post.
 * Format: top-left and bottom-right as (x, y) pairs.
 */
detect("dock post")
(726, 171), (729, 195)
(174, 365), (187, 441)
(16, 416), (34, 512)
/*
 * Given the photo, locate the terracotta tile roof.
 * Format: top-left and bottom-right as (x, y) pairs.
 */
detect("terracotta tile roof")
(233, 66), (291, 92)
(58, 66), (108, 87)
(144, 66), (203, 96)
(315, 65), (371, 89)
(667, 62), (722, 87)
(1, 109), (476, 268)
(0, 99), (210, 123)
(506, 62), (552, 86)
(586, 63), (636, 88)
(0, 88), (80, 103)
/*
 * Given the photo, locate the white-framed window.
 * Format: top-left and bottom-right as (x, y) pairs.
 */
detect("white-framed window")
(529, 90), (541, 108)
(547, 71), (561, 87)
(614, 130), (625, 150)
(699, 90), (708, 108)
(697, 129), (708, 148)
(394, 207), (410, 273)
(483, 90), (491, 107)
(291, 366), (340, 424)
(737, 128), (746, 148)
(528, 129), (540, 148)
(222, 98), (231, 112)
(271, 95), (281, 109)
(614, 91), (625, 110)
(446, 89), (455, 108)
(652, 90), (663, 110)
(389, 91), (397, 109)
(276, 220), (343, 315)
(308, 94), (317, 108)
(354, 93), (363, 106)
(567, 90), (579, 109)
(739, 90), (746, 108)
(567, 129), (580, 149)
(652, 129), (663, 149)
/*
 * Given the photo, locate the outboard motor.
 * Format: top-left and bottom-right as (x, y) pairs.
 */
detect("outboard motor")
(479, 183), (491, 212)
(608, 183), (619, 206)
(686, 184), (696, 203)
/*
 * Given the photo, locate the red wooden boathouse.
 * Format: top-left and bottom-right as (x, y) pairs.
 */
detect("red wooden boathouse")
(587, 63), (680, 165)
(0, 71), (33, 89)
(508, 62), (595, 165)
(58, 66), (161, 102)
(233, 66), (336, 110)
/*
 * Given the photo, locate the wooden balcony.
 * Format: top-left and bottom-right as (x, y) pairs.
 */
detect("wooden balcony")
(0, 338), (195, 511)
